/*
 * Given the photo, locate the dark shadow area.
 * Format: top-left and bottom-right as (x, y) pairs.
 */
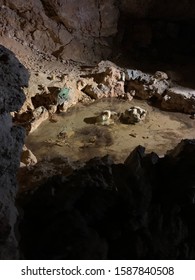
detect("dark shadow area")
(18, 141), (195, 259)
(0, 45), (29, 259)
(32, 87), (59, 109)
(83, 116), (97, 124)
(112, 13), (195, 88)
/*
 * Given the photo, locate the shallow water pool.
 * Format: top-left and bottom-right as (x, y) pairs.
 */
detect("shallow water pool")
(26, 98), (195, 163)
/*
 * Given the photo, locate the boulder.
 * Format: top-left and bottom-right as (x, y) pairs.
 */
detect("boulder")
(100, 66), (125, 97)
(125, 69), (145, 81)
(20, 145), (37, 166)
(122, 106), (147, 124)
(96, 110), (118, 125)
(126, 69), (170, 100)
(28, 106), (49, 134)
(83, 83), (106, 99)
(83, 65), (125, 99)
(161, 86), (195, 113)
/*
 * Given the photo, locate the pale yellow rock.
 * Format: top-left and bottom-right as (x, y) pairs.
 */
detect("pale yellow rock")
(21, 145), (37, 166)
(29, 106), (49, 133)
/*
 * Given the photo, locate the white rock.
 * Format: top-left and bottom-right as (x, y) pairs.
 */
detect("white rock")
(123, 106), (147, 124)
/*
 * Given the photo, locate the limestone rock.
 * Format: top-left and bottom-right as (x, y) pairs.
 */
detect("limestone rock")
(21, 145), (37, 166)
(125, 68), (195, 114)
(126, 69), (170, 100)
(101, 66), (125, 97)
(96, 110), (118, 125)
(153, 71), (168, 80)
(48, 104), (57, 115)
(161, 86), (195, 113)
(84, 65), (125, 99)
(122, 106), (147, 124)
(125, 69), (145, 81)
(77, 79), (88, 91)
(1, 0), (119, 63)
(28, 106), (49, 134)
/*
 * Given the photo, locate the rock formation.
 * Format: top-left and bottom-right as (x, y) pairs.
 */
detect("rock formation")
(96, 110), (118, 126)
(0, 0), (119, 63)
(126, 69), (195, 114)
(122, 106), (147, 124)
(161, 86), (195, 113)
(0, 45), (29, 259)
(2, 0), (195, 64)
(18, 140), (195, 259)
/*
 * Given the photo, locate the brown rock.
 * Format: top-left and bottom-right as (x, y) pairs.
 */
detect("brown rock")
(21, 145), (37, 166)
(84, 83), (105, 99)
(126, 69), (170, 100)
(28, 106), (49, 134)
(1, 0), (119, 63)
(161, 86), (195, 113)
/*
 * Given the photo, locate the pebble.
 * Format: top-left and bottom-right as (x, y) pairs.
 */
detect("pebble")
(129, 133), (137, 138)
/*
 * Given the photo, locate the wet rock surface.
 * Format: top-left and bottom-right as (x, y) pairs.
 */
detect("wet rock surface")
(126, 69), (195, 114)
(18, 140), (195, 259)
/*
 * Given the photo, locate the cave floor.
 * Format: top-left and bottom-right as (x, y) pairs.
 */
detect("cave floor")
(3, 35), (195, 164)
(26, 98), (195, 163)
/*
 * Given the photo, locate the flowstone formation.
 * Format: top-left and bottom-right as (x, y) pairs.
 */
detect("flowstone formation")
(0, 45), (29, 259)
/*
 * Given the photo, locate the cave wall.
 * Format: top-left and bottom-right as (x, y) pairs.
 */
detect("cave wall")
(0, 0), (119, 62)
(0, 45), (29, 259)
(116, 1), (195, 62)
(1, 0), (195, 63)
(120, 0), (195, 19)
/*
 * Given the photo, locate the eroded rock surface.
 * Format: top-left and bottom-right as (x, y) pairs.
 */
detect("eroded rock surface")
(0, 45), (28, 259)
(0, 0), (119, 63)
(161, 86), (195, 113)
(126, 69), (195, 114)
(126, 69), (170, 100)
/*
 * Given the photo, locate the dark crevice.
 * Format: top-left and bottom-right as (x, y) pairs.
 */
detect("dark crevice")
(97, 0), (102, 37)
(51, 45), (64, 59)
(39, 0), (59, 20)
(39, 0), (73, 34)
